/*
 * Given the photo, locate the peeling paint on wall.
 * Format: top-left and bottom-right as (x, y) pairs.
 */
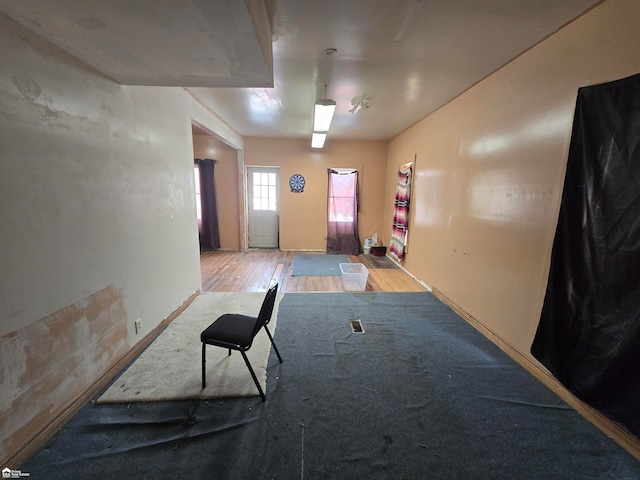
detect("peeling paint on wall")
(0, 286), (129, 461)
(12, 73), (42, 100)
(0, 12), (203, 466)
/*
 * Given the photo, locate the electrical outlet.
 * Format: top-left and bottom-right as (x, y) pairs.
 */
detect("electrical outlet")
(134, 318), (142, 334)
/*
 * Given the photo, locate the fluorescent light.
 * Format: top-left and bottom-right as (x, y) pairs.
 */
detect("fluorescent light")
(311, 132), (327, 148)
(313, 99), (336, 131)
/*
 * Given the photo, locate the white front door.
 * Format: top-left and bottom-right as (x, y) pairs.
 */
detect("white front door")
(247, 167), (279, 248)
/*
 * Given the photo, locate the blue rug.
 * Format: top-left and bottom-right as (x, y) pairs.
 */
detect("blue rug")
(22, 293), (640, 479)
(291, 253), (349, 276)
(261, 292), (640, 478)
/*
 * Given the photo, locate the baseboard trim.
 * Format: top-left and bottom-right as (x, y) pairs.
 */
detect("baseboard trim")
(431, 286), (640, 462)
(385, 254), (432, 291)
(9, 290), (200, 468)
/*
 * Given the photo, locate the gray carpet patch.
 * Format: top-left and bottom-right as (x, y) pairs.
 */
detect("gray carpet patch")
(22, 292), (640, 480)
(291, 253), (349, 276)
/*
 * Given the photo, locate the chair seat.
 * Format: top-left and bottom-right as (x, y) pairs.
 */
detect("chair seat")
(201, 313), (257, 348)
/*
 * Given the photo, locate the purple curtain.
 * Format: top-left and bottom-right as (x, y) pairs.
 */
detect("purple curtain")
(195, 158), (220, 250)
(326, 169), (361, 255)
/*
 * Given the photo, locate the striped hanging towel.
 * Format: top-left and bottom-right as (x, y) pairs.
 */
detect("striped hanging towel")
(389, 162), (412, 261)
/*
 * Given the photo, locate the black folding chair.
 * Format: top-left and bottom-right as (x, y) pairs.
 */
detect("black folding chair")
(200, 283), (282, 401)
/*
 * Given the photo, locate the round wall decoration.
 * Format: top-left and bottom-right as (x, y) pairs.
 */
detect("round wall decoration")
(289, 173), (305, 193)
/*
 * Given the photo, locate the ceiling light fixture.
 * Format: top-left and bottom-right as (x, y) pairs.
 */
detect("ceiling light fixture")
(312, 84), (336, 148)
(311, 132), (327, 148)
(313, 99), (336, 131)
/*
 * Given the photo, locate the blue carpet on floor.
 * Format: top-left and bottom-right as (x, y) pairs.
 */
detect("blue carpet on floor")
(291, 253), (349, 276)
(22, 292), (640, 479)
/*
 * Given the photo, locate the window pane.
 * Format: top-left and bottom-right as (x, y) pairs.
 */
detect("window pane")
(250, 169), (279, 211)
(328, 171), (356, 222)
(329, 198), (354, 222)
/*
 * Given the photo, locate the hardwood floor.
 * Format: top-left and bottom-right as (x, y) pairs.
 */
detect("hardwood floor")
(200, 250), (427, 293)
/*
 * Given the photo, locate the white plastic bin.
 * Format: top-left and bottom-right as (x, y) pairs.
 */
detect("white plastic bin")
(339, 263), (369, 291)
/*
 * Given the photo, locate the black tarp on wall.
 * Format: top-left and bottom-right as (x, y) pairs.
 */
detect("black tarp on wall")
(531, 73), (640, 438)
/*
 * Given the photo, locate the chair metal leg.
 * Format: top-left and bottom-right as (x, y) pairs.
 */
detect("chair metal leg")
(201, 343), (206, 389)
(240, 350), (266, 402)
(264, 325), (283, 363)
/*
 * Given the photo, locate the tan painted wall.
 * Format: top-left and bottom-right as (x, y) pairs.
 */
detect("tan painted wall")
(192, 135), (241, 250)
(3, 0), (637, 465)
(244, 137), (388, 251)
(384, 0), (640, 358)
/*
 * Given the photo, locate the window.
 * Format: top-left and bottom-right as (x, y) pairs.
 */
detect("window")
(253, 171), (277, 211)
(326, 168), (360, 255)
(328, 170), (356, 222)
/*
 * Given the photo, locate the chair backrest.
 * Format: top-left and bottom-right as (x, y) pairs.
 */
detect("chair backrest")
(252, 283), (278, 337)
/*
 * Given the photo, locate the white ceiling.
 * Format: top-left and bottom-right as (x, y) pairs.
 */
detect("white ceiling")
(0, 0), (602, 142)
